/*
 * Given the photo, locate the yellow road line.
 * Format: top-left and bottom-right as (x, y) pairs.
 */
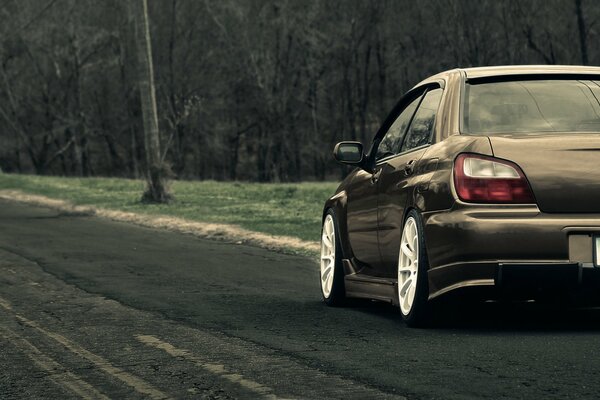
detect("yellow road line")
(136, 334), (279, 399)
(0, 297), (13, 310)
(0, 324), (109, 400)
(0, 297), (171, 400)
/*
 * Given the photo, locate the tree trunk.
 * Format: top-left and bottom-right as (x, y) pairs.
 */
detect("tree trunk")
(132, 0), (172, 203)
(575, 0), (588, 65)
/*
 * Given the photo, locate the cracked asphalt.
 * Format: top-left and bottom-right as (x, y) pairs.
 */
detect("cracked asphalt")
(2, 200), (600, 399)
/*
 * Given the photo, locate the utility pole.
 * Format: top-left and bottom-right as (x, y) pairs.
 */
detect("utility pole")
(132, 0), (172, 203)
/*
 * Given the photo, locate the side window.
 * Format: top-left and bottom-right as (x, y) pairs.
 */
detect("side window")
(400, 88), (443, 153)
(376, 95), (421, 160)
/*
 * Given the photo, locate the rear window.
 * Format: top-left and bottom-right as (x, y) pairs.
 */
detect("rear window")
(463, 79), (600, 134)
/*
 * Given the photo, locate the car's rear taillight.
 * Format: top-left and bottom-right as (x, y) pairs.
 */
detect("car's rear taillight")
(453, 154), (535, 204)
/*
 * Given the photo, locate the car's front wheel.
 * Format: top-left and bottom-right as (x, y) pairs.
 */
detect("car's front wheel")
(320, 210), (346, 306)
(398, 210), (431, 327)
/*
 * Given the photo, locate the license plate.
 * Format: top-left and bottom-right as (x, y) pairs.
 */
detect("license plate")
(596, 236), (600, 267)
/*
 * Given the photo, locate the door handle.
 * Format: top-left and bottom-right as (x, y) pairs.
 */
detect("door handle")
(404, 160), (417, 176)
(371, 169), (382, 184)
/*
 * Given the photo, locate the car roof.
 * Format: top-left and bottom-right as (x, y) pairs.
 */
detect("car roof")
(413, 65), (600, 89)
(461, 65), (600, 79)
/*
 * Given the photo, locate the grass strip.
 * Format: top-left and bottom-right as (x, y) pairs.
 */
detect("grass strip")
(0, 174), (338, 246)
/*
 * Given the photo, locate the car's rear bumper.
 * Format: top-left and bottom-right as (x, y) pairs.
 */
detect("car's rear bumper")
(426, 260), (600, 300)
(423, 202), (600, 299)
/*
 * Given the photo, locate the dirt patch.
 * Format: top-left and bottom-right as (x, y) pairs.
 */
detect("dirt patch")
(0, 190), (320, 255)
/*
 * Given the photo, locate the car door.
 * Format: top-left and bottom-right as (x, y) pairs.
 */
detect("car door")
(346, 91), (424, 277)
(344, 167), (381, 271)
(376, 87), (444, 277)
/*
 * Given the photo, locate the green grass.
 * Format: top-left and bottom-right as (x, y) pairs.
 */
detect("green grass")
(0, 173), (339, 242)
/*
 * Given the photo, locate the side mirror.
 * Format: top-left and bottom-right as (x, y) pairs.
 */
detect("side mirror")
(333, 141), (364, 165)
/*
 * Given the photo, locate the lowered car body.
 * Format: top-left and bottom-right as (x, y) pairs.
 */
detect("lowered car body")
(320, 65), (600, 326)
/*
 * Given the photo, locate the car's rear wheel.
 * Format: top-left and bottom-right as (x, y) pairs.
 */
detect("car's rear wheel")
(398, 210), (431, 327)
(320, 211), (346, 306)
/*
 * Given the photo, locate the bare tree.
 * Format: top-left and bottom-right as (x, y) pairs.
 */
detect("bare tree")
(575, 0), (589, 64)
(2, 0), (600, 182)
(131, 0), (172, 202)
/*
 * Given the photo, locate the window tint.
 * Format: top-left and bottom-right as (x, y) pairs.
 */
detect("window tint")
(376, 95), (421, 160)
(401, 88), (443, 152)
(464, 80), (600, 134)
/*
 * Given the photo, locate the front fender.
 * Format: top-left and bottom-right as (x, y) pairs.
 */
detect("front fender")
(323, 190), (354, 260)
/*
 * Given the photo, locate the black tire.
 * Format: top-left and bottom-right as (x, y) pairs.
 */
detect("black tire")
(399, 209), (433, 327)
(320, 209), (347, 306)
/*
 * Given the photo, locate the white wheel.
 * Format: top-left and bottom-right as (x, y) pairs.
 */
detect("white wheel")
(398, 216), (419, 315)
(320, 211), (346, 305)
(320, 214), (336, 298)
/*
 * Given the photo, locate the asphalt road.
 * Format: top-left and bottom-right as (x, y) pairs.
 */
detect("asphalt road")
(2, 200), (600, 399)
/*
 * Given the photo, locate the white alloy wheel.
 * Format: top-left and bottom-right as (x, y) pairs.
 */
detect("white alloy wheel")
(320, 214), (336, 298)
(398, 216), (419, 315)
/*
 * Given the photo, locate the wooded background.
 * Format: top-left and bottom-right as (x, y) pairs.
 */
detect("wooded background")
(0, 0), (596, 182)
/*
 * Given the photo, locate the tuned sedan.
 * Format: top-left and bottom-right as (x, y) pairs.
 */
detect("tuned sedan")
(320, 65), (600, 326)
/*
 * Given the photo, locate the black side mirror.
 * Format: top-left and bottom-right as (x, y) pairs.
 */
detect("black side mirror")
(333, 141), (364, 165)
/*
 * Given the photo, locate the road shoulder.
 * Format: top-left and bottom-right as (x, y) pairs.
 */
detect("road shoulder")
(0, 189), (319, 255)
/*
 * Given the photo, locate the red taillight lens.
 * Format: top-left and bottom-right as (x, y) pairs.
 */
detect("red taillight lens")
(453, 154), (536, 204)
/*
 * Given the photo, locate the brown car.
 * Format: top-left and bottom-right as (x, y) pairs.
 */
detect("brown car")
(320, 65), (600, 326)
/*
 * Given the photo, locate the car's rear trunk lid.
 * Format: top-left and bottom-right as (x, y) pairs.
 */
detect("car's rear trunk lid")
(488, 133), (600, 213)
